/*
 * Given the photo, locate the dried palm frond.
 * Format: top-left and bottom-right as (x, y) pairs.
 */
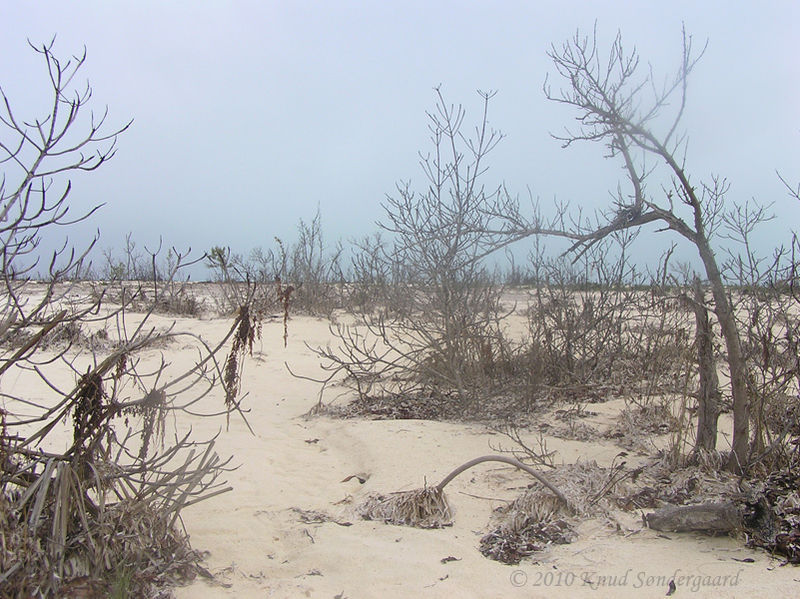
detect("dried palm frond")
(357, 455), (571, 529)
(358, 486), (452, 528)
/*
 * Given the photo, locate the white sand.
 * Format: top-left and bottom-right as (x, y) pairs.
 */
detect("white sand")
(4, 292), (797, 598)
(165, 314), (798, 599)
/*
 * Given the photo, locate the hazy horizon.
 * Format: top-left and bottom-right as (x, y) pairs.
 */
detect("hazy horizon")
(2, 1), (798, 279)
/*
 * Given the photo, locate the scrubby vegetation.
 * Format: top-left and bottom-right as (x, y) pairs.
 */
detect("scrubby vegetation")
(296, 28), (800, 566)
(0, 41), (265, 596)
(3, 23), (799, 597)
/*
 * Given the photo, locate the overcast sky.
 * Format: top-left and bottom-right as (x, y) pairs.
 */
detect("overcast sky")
(1, 1), (798, 276)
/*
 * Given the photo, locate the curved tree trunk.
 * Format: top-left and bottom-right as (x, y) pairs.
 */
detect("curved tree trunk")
(695, 238), (750, 472)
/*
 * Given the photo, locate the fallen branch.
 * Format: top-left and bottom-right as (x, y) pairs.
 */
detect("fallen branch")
(645, 502), (742, 533)
(434, 455), (570, 509)
(359, 454), (572, 529)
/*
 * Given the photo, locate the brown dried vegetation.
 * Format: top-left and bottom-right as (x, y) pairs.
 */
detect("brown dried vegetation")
(0, 41), (268, 597)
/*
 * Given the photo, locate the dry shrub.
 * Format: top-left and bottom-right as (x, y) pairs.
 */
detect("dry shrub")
(734, 284), (800, 468)
(312, 238), (695, 427)
(43, 321), (90, 349)
(358, 487), (453, 529)
(605, 401), (679, 453)
(305, 89), (522, 409)
(205, 213), (344, 319)
(0, 40), (265, 598)
(281, 211), (345, 316)
(1, 303), (260, 596)
(480, 460), (629, 564)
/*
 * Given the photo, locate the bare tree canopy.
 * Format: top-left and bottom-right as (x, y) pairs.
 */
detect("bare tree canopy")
(474, 26), (768, 472)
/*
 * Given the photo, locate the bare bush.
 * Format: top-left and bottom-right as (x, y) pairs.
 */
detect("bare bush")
(306, 88), (514, 408)
(0, 40), (261, 596)
(97, 237), (205, 317)
(283, 210), (345, 315)
(722, 210), (800, 471)
(520, 233), (694, 404)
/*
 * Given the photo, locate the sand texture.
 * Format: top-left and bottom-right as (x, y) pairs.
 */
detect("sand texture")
(156, 314), (798, 599)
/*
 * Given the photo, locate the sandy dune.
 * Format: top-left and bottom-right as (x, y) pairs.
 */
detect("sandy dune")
(154, 314), (800, 598)
(5, 289), (795, 597)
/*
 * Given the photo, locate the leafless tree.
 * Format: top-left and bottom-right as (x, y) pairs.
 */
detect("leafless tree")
(486, 27), (765, 471)
(0, 40), (260, 595)
(308, 88), (515, 406)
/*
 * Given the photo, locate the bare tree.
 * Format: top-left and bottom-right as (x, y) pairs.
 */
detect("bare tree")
(492, 27), (760, 471)
(0, 40), (260, 596)
(308, 88), (514, 406)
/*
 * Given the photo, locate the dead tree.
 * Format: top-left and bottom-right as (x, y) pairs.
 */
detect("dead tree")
(491, 27), (755, 472)
(0, 40), (260, 596)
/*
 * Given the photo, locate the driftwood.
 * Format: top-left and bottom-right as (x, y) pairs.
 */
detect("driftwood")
(645, 502), (742, 533)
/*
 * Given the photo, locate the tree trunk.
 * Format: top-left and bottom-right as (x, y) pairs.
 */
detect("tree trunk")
(695, 239), (750, 472)
(645, 502), (741, 533)
(692, 278), (720, 453)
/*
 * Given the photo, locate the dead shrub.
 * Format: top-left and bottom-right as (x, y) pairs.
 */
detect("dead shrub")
(605, 402), (679, 453)
(0, 41), (266, 597)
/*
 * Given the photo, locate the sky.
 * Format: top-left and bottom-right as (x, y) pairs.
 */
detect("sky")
(1, 1), (798, 278)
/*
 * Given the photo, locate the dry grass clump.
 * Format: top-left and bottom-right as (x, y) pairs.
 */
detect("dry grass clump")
(605, 401), (678, 453)
(479, 461), (624, 564)
(358, 487), (453, 529)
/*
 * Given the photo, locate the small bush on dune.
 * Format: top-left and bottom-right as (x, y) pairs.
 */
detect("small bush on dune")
(0, 41), (265, 597)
